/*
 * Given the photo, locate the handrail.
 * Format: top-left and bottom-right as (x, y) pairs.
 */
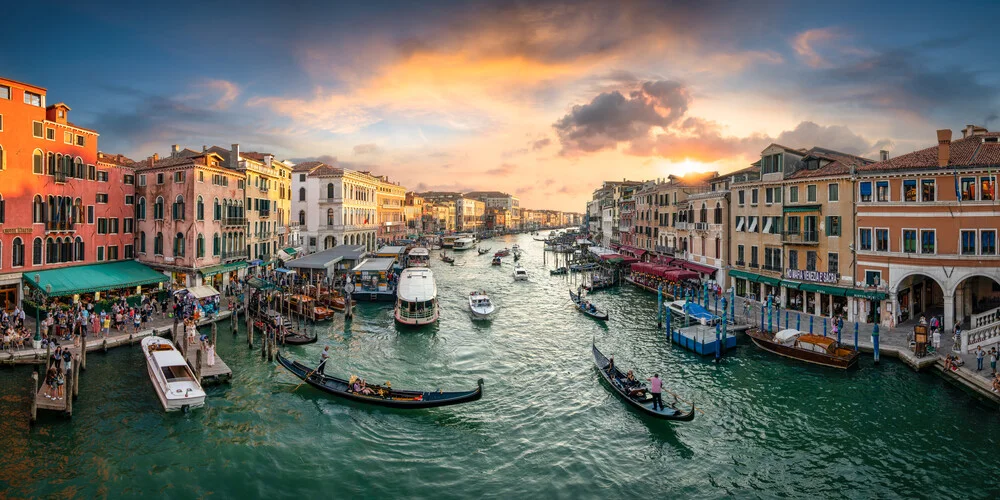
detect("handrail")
(971, 304), (1000, 329)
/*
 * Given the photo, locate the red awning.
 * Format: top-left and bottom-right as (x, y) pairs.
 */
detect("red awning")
(662, 269), (700, 281)
(619, 246), (647, 259)
(676, 260), (718, 276)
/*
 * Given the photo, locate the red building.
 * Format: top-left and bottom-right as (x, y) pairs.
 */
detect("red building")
(0, 76), (135, 308)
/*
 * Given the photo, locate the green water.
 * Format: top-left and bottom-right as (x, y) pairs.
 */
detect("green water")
(1, 233), (999, 498)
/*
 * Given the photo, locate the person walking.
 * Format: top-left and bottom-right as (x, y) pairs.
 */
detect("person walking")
(317, 346), (330, 375)
(990, 348), (998, 375)
(647, 373), (664, 411)
(976, 346), (985, 371)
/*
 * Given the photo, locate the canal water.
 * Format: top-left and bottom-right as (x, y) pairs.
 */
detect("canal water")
(0, 233), (998, 498)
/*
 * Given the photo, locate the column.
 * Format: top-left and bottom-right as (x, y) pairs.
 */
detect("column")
(814, 292), (822, 316)
(943, 293), (955, 335)
(847, 298), (855, 322)
(955, 286), (965, 327)
(780, 286), (787, 309)
(828, 294), (833, 317)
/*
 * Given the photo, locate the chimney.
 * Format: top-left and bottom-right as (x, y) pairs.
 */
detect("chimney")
(153, 153), (159, 162)
(880, 150), (889, 161)
(171, 144), (179, 157)
(202, 145), (208, 152)
(937, 129), (952, 167)
(231, 143), (240, 167)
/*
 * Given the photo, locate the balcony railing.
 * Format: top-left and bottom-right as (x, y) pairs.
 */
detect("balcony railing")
(749, 262), (759, 269)
(54, 171), (68, 183)
(277, 226), (287, 234)
(223, 216), (246, 227)
(654, 245), (676, 255)
(782, 231), (819, 244)
(320, 197), (343, 204)
(675, 222), (688, 230)
(761, 263), (783, 272)
(45, 220), (75, 232)
(735, 260), (746, 267)
(693, 222), (709, 231)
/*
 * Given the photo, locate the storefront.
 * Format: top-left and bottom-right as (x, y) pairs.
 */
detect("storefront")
(22, 261), (168, 311)
(199, 261), (248, 290)
(0, 272), (21, 311)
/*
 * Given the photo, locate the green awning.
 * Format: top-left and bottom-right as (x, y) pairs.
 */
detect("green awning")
(845, 289), (888, 301)
(799, 282), (848, 296)
(283, 247), (298, 256)
(729, 269), (758, 282)
(23, 261), (167, 297)
(199, 261), (248, 276)
(783, 204), (822, 213)
(781, 280), (802, 290)
(247, 277), (277, 290)
(758, 275), (782, 287)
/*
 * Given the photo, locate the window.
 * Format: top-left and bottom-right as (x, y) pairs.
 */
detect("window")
(76, 135), (85, 147)
(88, 165), (96, 180)
(173, 196), (186, 220)
(64, 131), (73, 144)
(747, 216), (758, 233)
(96, 193), (109, 203)
(299, 187), (306, 202)
(828, 183), (839, 202)
(125, 195), (134, 205)
(859, 228), (872, 251)
(154, 197), (164, 220)
(74, 237), (84, 261)
(213, 233), (220, 256)
(33, 150), (43, 174)
(751, 189), (758, 205)
(773, 187), (782, 203)
(96, 171), (109, 182)
(961, 230), (977, 255)
(139, 232), (146, 253)
(787, 216), (800, 235)
(825, 216), (841, 236)
(174, 171), (186, 183)
(139, 174), (147, 186)
(750, 246), (758, 267)
(903, 180), (917, 202)
(32, 238), (42, 265)
(197, 196), (205, 220)
(197, 234), (205, 258)
(137, 197), (146, 220)
(804, 216), (818, 241)
(788, 249), (798, 270)
(738, 190), (745, 206)
(109, 218), (119, 234)
(124, 174), (134, 185)
(860, 182), (872, 202)
(765, 188), (774, 204)
(24, 91), (41, 106)
(806, 251), (817, 271)
(123, 218), (134, 234)
(807, 184), (817, 202)
(299, 174), (306, 182)
(124, 244), (134, 259)
(875, 228), (889, 252)
(828, 253), (839, 274)
(921, 230), (935, 254)
(33, 121), (43, 138)
(11, 238), (23, 267)
(198, 171), (204, 182)
(0, 85), (8, 100)
(865, 270), (881, 287)
(981, 176), (995, 201)
(737, 245), (745, 264)
(982, 230), (997, 255)
(735, 216), (745, 232)
(97, 247), (104, 262)
(298, 210), (306, 225)
(97, 218), (108, 234)
(44, 128), (55, 141)
(960, 177), (976, 201)
(107, 246), (118, 261)
(875, 181), (889, 202)
(154, 233), (164, 255)
(903, 230), (917, 253)
(157, 173), (164, 184)
(789, 186), (798, 203)
(88, 206), (94, 224)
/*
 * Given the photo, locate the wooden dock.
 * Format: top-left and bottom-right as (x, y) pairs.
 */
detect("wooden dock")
(30, 353), (81, 422)
(184, 340), (232, 385)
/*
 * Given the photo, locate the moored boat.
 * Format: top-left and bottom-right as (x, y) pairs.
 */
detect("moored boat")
(453, 237), (477, 251)
(277, 353), (484, 408)
(286, 294), (334, 321)
(747, 328), (859, 369)
(141, 336), (206, 412)
(592, 343), (695, 421)
(550, 266), (568, 275)
(394, 267), (439, 326)
(469, 291), (496, 320)
(569, 290), (609, 321)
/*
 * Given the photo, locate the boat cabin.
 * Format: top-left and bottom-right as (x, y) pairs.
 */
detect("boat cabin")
(406, 247), (430, 267)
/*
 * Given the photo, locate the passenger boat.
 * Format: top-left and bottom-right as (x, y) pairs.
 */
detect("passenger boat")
(550, 266), (568, 275)
(468, 291), (496, 320)
(453, 237), (477, 251)
(512, 265), (528, 281)
(141, 336), (206, 412)
(747, 328), (860, 369)
(441, 235), (459, 248)
(477, 247), (491, 255)
(494, 248), (511, 257)
(491, 256), (502, 266)
(569, 290), (609, 321)
(592, 343), (695, 421)
(440, 252), (455, 264)
(286, 294), (334, 321)
(394, 267), (439, 325)
(277, 353), (484, 409)
(281, 328), (318, 345)
(406, 247), (430, 267)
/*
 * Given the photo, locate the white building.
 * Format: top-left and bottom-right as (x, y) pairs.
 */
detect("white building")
(292, 161), (380, 252)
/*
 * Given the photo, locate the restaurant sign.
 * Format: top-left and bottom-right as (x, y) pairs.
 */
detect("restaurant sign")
(3, 228), (32, 234)
(785, 269), (838, 284)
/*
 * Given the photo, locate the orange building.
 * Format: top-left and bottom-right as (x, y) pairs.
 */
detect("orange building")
(855, 125), (1000, 350)
(0, 77), (135, 308)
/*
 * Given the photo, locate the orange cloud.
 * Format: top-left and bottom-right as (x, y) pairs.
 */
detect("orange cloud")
(792, 28), (840, 68)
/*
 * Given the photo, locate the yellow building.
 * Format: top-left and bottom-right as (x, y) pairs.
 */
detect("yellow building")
(374, 175), (407, 243)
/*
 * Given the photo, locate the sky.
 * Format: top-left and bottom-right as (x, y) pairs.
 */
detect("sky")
(3, 0), (1000, 211)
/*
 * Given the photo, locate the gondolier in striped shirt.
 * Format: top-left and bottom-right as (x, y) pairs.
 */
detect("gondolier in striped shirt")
(647, 373), (663, 411)
(317, 346), (330, 375)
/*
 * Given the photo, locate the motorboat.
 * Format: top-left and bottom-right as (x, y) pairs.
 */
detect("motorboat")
(491, 256), (502, 266)
(141, 336), (206, 412)
(494, 248), (511, 257)
(406, 247), (430, 267)
(286, 294), (334, 321)
(453, 237), (477, 251)
(468, 291), (496, 320)
(512, 265), (528, 281)
(570, 262), (599, 272)
(394, 267), (439, 326)
(550, 266), (568, 275)
(666, 300), (719, 326)
(747, 328), (860, 369)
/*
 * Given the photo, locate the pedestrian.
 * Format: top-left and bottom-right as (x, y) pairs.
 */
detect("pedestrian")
(317, 345), (330, 375)
(975, 346), (985, 371)
(647, 373), (664, 411)
(990, 349), (998, 375)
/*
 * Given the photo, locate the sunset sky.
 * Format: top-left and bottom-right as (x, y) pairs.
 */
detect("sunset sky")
(4, 1), (999, 211)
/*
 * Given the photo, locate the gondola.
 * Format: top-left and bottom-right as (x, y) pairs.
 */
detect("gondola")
(440, 252), (455, 264)
(550, 266), (568, 275)
(478, 247), (492, 255)
(277, 353), (484, 409)
(569, 290), (609, 321)
(592, 343), (695, 421)
(282, 331), (318, 345)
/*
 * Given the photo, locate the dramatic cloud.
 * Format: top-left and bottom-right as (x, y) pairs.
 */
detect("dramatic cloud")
(792, 28), (840, 68)
(532, 138), (552, 150)
(485, 163), (517, 175)
(288, 154), (338, 165)
(353, 143), (382, 155)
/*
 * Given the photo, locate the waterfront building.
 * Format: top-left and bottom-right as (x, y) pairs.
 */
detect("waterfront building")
(617, 185), (636, 247)
(855, 126), (1000, 347)
(234, 148), (292, 263)
(135, 150), (247, 288)
(0, 77), (136, 307)
(292, 161), (380, 252)
(684, 175), (729, 285)
(587, 180), (642, 245)
(404, 192), (425, 235)
(456, 197), (485, 232)
(374, 175), (407, 244)
(465, 191), (520, 230)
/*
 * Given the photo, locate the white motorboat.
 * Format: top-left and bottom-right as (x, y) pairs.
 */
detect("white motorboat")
(394, 267), (439, 325)
(141, 336), (206, 412)
(453, 237), (477, 250)
(406, 247), (430, 267)
(513, 265), (528, 281)
(469, 291), (496, 320)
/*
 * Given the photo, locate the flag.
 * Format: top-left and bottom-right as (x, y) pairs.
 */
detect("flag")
(954, 168), (961, 202)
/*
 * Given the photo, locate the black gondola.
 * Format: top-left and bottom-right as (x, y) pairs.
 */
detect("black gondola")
(478, 247), (491, 255)
(569, 290), (609, 321)
(282, 331), (318, 345)
(276, 353), (484, 409)
(592, 343), (695, 421)
(550, 266), (568, 275)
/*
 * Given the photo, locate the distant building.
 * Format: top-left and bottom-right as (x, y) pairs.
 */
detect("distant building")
(292, 161), (381, 252)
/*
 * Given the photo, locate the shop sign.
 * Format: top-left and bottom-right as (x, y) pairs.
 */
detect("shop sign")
(3, 227), (33, 234)
(785, 268), (838, 284)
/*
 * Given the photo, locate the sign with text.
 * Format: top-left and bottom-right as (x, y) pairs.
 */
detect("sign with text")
(785, 268), (838, 284)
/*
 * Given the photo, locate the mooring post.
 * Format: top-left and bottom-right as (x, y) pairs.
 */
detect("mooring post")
(72, 355), (80, 398)
(65, 365), (73, 417)
(81, 334), (88, 371)
(195, 348), (203, 383)
(715, 322), (721, 361)
(30, 371), (38, 424)
(212, 322), (218, 346)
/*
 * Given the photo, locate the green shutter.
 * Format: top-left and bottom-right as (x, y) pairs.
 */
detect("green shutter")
(825, 216), (831, 236)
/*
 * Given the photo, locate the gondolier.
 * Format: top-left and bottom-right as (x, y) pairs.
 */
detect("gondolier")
(648, 373), (663, 411)
(317, 346), (330, 375)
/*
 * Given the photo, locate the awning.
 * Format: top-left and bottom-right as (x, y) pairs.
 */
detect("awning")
(283, 247), (298, 256)
(845, 288), (888, 301)
(199, 261), (247, 276)
(728, 269), (757, 282)
(781, 280), (802, 290)
(23, 261), (167, 297)
(783, 205), (822, 213)
(275, 268), (295, 274)
(182, 285), (220, 299)
(758, 275), (782, 287)
(249, 259), (264, 266)
(247, 277), (277, 290)
(676, 260), (718, 276)
(799, 282), (847, 296)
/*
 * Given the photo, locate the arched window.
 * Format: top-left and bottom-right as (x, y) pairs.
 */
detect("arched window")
(47, 152), (55, 175)
(33, 195), (44, 223)
(32, 238), (42, 266)
(298, 210), (305, 225)
(174, 232), (185, 257)
(325, 235), (334, 249)
(74, 157), (84, 179)
(154, 232), (163, 255)
(73, 197), (83, 224)
(45, 237), (56, 264)
(714, 202), (722, 224)
(11, 237), (23, 267)
(700, 203), (708, 223)
(327, 183), (334, 199)
(213, 233), (220, 256)
(327, 208), (334, 225)
(173, 195), (185, 220)
(154, 197), (164, 220)
(61, 237), (72, 262)
(197, 234), (205, 258)
(33, 149), (44, 174)
(0, 193), (5, 224)
(197, 196), (204, 220)
(299, 187), (305, 202)
(137, 197), (146, 220)
(139, 231), (146, 253)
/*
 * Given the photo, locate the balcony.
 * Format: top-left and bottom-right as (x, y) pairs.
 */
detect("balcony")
(319, 196), (343, 205)
(223, 216), (246, 227)
(54, 171), (68, 183)
(654, 245), (676, 255)
(259, 210), (271, 218)
(749, 262), (759, 269)
(693, 222), (709, 231)
(782, 231), (819, 244)
(675, 222), (688, 230)
(761, 263), (783, 272)
(735, 260), (746, 267)
(45, 220), (75, 232)
(277, 226), (287, 234)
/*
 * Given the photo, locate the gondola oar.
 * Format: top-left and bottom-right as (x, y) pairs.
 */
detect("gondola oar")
(293, 357), (326, 392)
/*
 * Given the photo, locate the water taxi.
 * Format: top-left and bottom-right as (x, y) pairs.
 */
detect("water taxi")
(513, 265), (528, 281)
(394, 267), (439, 325)
(406, 247), (430, 267)
(469, 291), (496, 320)
(141, 336), (206, 412)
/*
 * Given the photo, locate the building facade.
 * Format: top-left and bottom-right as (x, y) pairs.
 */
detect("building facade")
(293, 162), (380, 252)
(375, 175), (407, 243)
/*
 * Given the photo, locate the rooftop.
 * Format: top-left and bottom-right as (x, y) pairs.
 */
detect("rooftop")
(858, 129), (1000, 172)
